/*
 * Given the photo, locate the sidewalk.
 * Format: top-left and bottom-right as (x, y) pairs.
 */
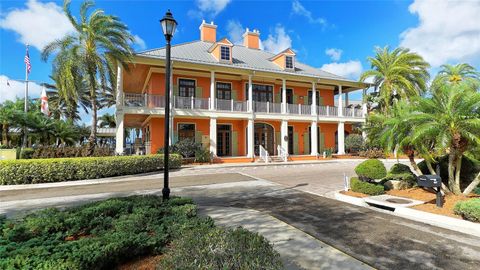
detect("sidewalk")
(200, 206), (372, 270)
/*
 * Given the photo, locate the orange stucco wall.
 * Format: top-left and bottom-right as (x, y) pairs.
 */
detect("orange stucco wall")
(145, 118), (165, 154)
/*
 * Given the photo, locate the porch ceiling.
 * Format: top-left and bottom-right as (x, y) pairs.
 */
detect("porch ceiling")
(124, 114), (148, 127)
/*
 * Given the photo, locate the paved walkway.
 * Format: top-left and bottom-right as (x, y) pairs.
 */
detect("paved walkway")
(200, 206), (372, 270)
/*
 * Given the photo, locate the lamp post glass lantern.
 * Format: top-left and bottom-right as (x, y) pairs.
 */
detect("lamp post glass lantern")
(160, 10), (177, 200)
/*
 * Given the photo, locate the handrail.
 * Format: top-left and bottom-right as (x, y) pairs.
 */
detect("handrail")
(277, 145), (288, 162)
(259, 145), (269, 163)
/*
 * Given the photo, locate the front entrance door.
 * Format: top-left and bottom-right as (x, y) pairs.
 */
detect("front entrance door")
(254, 123), (275, 156)
(288, 126), (294, 155)
(217, 125), (232, 156)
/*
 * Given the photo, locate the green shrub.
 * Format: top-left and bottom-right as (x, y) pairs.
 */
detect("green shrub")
(0, 154), (182, 185)
(158, 226), (283, 270)
(350, 177), (385, 195)
(158, 139), (202, 158)
(345, 134), (364, 154)
(19, 147), (34, 159)
(358, 148), (385, 158)
(454, 199), (480, 222)
(474, 187), (480, 195)
(32, 146), (113, 158)
(389, 163), (412, 175)
(194, 147), (211, 163)
(418, 155), (480, 190)
(0, 195), (204, 269)
(355, 159), (387, 181)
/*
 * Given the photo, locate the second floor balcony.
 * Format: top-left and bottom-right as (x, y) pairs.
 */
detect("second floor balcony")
(123, 93), (365, 119)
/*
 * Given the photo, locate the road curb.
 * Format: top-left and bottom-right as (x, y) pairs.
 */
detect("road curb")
(333, 190), (480, 239)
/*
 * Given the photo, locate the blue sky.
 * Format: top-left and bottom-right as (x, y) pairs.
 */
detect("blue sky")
(1, 0), (479, 123)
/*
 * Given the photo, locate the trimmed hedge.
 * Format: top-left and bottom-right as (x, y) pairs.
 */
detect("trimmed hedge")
(351, 177), (385, 195)
(389, 163), (413, 175)
(454, 198), (480, 223)
(0, 154), (182, 185)
(355, 159), (387, 181)
(382, 163), (417, 189)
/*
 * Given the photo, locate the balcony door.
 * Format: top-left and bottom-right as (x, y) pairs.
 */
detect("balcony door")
(246, 84), (273, 102)
(179, 79), (196, 97)
(307, 90), (320, 105)
(281, 88), (294, 104)
(217, 125), (232, 156)
(216, 82), (232, 100)
(254, 123), (275, 156)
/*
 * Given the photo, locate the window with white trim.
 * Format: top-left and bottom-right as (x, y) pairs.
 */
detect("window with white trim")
(285, 56), (294, 69)
(220, 46), (230, 61)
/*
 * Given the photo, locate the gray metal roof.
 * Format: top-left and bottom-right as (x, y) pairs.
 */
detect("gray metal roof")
(137, 41), (357, 83)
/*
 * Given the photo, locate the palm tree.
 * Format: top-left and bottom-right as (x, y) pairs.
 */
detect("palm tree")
(98, 113), (116, 128)
(360, 46), (430, 114)
(42, 0), (134, 155)
(409, 83), (480, 195)
(432, 63), (480, 91)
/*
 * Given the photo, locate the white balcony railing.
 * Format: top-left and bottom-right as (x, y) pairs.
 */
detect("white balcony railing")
(123, 93), (364, 119)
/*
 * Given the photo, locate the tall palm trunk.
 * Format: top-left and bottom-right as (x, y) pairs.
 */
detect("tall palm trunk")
(448, 151), (461, 194)
(404, 146), (422, 175)
(87, 71), (97, 156)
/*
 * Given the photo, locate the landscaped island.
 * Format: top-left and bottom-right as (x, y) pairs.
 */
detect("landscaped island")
(0, 196), (283, 269)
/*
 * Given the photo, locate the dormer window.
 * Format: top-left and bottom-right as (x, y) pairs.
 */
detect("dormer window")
(286, 56), (294, 69)
(220, 46), (230, 61)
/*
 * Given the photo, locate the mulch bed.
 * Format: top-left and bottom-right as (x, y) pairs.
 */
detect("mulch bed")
(116, 255), (163, 270)
(387, 188), (479, 219)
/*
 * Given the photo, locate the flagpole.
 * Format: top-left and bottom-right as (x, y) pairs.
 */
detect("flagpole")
(23, 44), (29, 148)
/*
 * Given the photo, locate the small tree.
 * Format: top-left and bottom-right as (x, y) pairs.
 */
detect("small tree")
(345, 134), (364, 154)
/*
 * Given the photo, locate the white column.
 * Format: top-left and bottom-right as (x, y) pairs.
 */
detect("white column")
(248, 75), (253, 112)
(338, 85), (343, 116)
(282, 79), (287, 114)
(116, 64), (124, 108)
(345, 92), (349, 107)
(247, 118), (254, 158)
(337, 122), (345, 155)
(311, 121), (318, 156)
(209, 117), (217, 156)
(210, 71), (215, 110)
(311, 81), (317, 115)
(169, 63), (174, 146)
(281, 120), (288, 152)
(115, 113), (124, 155)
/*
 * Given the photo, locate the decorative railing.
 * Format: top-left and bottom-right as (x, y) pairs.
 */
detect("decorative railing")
(123, 93), (364, 118)
(277, 145), (288, 162)
(259, 145), (269, 163)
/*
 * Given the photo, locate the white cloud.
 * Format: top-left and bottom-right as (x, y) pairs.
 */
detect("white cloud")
(320, 61), (363, 80)
(399, 0), (480, 67)
(0, 0), (74, 51)
(262, 25), (292, 54)
(291, 0), (327, 26)
(194, 0), (231, 18)
(325, 48), (343, 62)
(226, 20), (244, 45)
(0, 75), (43, 103)
(133, 35), (146, 50)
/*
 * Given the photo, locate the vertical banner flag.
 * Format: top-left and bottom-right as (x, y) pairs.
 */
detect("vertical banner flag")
(40, 86), (49, 116)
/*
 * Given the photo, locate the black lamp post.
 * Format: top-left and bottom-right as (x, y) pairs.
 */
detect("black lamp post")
(160, 10), (177, 200)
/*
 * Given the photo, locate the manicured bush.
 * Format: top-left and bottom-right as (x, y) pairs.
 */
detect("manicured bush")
(454, 198), (480, 222)
(19, 147), (34, 159)
(0, 196), (208, 269)
(355, 159), (387, 181)
(0, 154), (182, 185)
(158, 139), (202, 158)
(389, 163), (413, 175)
(418, 155), (480, 190)
(32, 146), (113, 158)
(358, 148), (385, 159)
(345, 134), (364, 154)
(194, 147), (211, 163)
(350, 177), (385, 195)
(158, 226), (283, 270)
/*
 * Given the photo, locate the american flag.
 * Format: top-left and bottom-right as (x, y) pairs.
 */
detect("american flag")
(24, 45), (31, 74)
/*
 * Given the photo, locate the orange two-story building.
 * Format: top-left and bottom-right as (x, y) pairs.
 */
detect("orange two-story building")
(115, 20), (368, 162)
